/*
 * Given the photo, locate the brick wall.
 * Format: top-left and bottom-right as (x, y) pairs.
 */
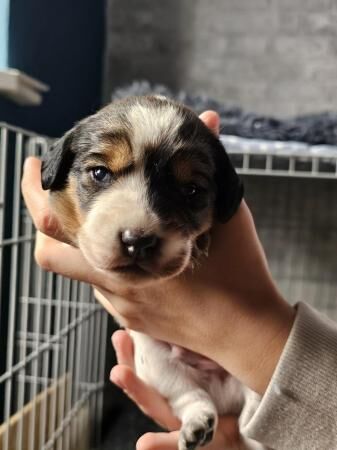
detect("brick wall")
(104, 0), (337, 117)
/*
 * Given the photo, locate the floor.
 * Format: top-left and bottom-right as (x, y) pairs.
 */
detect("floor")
(100, 384), (161, 450)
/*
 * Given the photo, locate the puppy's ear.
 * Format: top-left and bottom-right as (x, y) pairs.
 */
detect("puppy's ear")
(212, 138), (244, 223)
(41, 129), (75, 191)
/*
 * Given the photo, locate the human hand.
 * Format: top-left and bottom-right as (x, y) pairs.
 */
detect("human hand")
(21, 110), (295, 394)
(111, 329), (242, 450)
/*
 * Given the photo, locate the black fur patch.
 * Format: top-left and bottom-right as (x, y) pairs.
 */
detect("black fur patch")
(179, 106), (244, 222)
(145, 147), (212, 233)
(41, 131), (75, 191)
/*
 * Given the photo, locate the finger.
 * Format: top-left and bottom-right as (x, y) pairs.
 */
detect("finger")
(136, 431), (180, 450)
(199, 111), (220, 136)
(111, 330), (135, 368)
(34, 232), (109, 285)
(110, 365), (180, 431)
(34, 233), (132, 299)
(34, 232), (121, 317)
(21, 157), (67, 241)
(35, 232), (96, 281)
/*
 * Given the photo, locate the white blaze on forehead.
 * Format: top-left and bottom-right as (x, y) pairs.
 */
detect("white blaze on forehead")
(129, 101), (183, 159)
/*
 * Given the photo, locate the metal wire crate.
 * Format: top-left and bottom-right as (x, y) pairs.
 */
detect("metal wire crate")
(223, 135), (337, 323)
(0, 123), (108, 450)
(1, 121), (337, 450)
(222, 134), (337, 179)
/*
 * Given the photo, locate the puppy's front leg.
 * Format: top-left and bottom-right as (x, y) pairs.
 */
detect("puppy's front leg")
(130, 331), (217, 450)
(172, 387), (218, 450)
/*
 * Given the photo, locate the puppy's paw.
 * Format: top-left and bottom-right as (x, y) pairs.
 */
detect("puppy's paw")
(179, 411), (217, 450)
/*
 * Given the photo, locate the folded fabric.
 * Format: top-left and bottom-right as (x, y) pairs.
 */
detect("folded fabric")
(112, 81), (337, 146)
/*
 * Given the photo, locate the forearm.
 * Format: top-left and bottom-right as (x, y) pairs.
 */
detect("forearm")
(241, 302), (337, 449)
(208, 291), (295, 395)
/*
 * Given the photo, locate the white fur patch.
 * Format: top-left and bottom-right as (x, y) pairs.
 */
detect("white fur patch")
(129, 101), (183, 159)
(78, 173), (159, 271)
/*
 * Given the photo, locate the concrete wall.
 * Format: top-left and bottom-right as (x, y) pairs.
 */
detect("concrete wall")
(104, 0), (337, 117)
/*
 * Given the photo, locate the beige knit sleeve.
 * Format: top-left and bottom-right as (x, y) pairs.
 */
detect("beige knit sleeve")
(240, 302), (337, 450)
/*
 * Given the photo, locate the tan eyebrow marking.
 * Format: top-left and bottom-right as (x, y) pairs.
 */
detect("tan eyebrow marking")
(90, 135), (133, 173)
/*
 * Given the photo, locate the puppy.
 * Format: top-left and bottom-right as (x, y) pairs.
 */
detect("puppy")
(41, 96), (265, 450)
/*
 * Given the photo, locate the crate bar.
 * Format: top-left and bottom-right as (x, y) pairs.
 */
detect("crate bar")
(242, 153), (250, 170)
(3, 132), (23, 450)
(28, 267), (44, 450)
(20, 295), (100, 311)
(65, 281), (78, 450)
(39, 271), (55, 448)
(312, 157), (319, 174)
(27, 130), (50, 450)
(77, 284), (92, 446)
(16, 132), (39, 450)
(16, 329), (64, 344)
(48, 274), (65, 450)
(16, 228), (34, 448)
(236, 168), (337, 179)
(57, 278), (71, 450)
(82, 290), (93, 414)
(86, 293), (97, 445)
(90, 307), (102, 447)
(0, 234), (35, 247)
(265, 154), (273, 171)
(0, 127), (8, 321)
(73, 283), (90, 446)
(95, 308), (108, 447)
(18, 374), (103, 390)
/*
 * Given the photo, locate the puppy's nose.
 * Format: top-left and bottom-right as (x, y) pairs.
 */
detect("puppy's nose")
(120, 229), (158, 259)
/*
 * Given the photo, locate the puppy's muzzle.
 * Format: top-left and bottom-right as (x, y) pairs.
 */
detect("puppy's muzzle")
(120, 229), (159, 260)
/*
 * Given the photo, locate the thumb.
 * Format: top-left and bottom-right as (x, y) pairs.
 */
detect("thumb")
(136, 431), (180, 450)
(199, 111), (220, 136)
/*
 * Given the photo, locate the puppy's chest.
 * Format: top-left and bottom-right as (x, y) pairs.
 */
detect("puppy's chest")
(169, 344), (245, 414)
(131, 331), (244, 415)
(169, 344), (228, 379)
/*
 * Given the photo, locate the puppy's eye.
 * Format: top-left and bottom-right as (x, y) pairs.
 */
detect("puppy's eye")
(181, 183), (200, 197)
(90, 166), (111, 182)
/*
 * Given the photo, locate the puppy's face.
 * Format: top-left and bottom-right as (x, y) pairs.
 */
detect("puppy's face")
(41, 96), (242, 286)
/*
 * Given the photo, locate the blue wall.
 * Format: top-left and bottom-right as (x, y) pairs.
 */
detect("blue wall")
(0, 0), (105, 136)
(0, 0), (9, 68)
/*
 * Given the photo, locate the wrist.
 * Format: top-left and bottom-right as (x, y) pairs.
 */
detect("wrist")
(209, 289), (296, 395)
(251, 299), (296, 394)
